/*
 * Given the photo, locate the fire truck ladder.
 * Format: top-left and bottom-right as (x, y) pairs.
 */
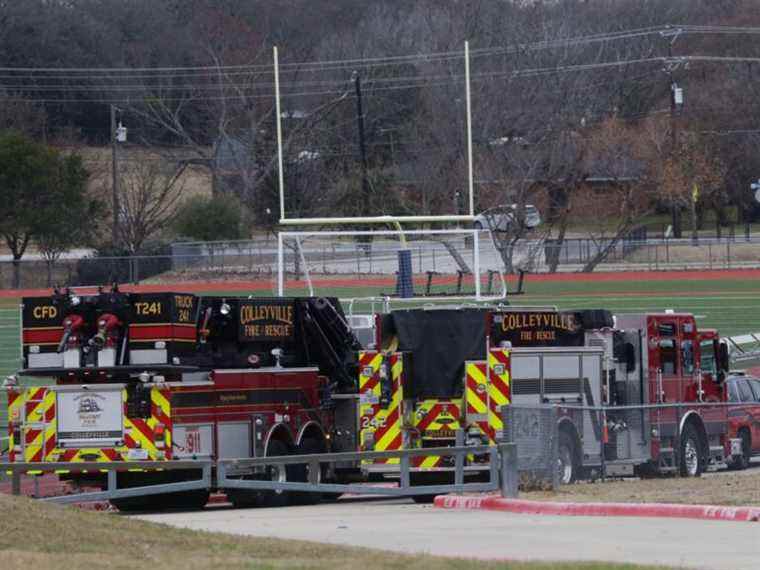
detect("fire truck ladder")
(726, 332), (760, 366)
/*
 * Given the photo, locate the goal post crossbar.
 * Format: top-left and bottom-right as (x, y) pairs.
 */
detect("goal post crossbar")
(280, 229), (481, 238)
(278, 215), (475, 226)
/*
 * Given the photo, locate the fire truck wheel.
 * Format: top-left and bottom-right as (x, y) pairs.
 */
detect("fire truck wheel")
(292, 437), (328, 505)
(260, 439), (293, 507)
(227, 439), (292, 508)
(557, 431), (579, 484)
(409, 472), (449, 503)
(679, 423), (705, 477)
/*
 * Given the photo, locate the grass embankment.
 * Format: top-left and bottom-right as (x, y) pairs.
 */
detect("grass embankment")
(0, 494), (673, 570)
(523, 471), (760, 506)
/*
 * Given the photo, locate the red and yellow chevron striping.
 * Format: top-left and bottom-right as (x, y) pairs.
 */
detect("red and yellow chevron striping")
(464, 348), (511, 444)
(487, 348), (511, 441)
(358, 351), (405, 465)
(412, 399), (462, 468)
(465, 361), (493, 441)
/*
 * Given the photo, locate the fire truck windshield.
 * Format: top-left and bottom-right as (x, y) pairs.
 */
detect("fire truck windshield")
(700, 339), (717, 375)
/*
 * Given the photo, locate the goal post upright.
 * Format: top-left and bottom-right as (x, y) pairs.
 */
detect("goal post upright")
(277, 231), (284, 296)
(273, 45), (285, 222)
(465, 39), (474, 217)
(273, 42), (492, 302)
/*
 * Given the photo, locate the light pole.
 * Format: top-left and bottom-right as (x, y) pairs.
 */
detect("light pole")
(110, 105), (127, 247)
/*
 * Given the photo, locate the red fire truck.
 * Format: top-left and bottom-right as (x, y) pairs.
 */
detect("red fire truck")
(493, 309), (737, 482)
(8, 287), (366, 509)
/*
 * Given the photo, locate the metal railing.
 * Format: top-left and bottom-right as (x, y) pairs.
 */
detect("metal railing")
(2, 460), (212, 504)
(218, 444), (512, 497)
(1, 443), (520, 504)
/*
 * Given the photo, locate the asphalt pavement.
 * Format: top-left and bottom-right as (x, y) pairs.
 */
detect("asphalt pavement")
(135, 498), (760, 570)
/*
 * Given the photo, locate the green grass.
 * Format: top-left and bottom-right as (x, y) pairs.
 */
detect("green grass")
(0, 305), (22, 448)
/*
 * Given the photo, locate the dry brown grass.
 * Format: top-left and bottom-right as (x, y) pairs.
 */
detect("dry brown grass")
(522, 471), (760, 506)
(0, 493), (672, 570)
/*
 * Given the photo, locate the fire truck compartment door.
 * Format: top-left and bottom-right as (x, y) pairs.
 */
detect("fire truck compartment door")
(56, 387), (124, 446)
(217, 422), (252, 459)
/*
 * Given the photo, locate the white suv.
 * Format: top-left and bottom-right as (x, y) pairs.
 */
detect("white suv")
(473, 204), (541, 232)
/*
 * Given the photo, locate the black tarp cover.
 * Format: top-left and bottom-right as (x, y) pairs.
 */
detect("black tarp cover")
(386, 309), (488, 399)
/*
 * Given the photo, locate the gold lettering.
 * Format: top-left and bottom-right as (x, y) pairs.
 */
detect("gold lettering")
(240, 303), (294, 327)
(136, 301), (162, 316)
(33, 305), (57, 319)
(174, 295), (194, 309)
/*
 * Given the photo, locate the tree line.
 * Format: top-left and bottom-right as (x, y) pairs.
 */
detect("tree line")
(2, 0), (760, 275)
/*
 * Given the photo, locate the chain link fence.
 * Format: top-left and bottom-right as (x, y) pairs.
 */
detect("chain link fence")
(1, 235), (760, 290)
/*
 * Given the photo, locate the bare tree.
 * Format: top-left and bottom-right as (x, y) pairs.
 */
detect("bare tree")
(117, 158), (189, 253)
(576, 118), (660, 272)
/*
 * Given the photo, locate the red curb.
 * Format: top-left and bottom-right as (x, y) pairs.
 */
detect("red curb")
(433, 495), (760, 523)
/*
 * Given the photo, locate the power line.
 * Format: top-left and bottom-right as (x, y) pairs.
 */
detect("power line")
(0, 23), (757, 93)
(0, 57), (668, 103)
(2, 47), (760, 105)
(0, 24), (702, 79)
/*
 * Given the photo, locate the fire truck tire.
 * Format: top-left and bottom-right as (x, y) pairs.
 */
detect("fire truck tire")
(558, 431), (580, 484)
(679, 423), (705, 477)
(227, 439), (292, 508)
(409, 472), (449, 504)
(111, 489), (210, 512)
(292, 437), (328, 505)
(730, 430), (751, 471)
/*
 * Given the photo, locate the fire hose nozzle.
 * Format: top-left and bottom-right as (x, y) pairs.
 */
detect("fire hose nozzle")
(57, 315), (85, 353)
(89, 313), (122, 349)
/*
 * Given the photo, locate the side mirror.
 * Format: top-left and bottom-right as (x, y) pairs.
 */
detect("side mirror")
(717, 342), (730, 375)
(624, 343), (636, 373)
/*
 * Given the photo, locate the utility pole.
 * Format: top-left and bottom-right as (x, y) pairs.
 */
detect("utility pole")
(669, 80), (683, 239)
(353, 71), (371, 209)
(664, 29), (683, 239)
(110, 104), (120, 247)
